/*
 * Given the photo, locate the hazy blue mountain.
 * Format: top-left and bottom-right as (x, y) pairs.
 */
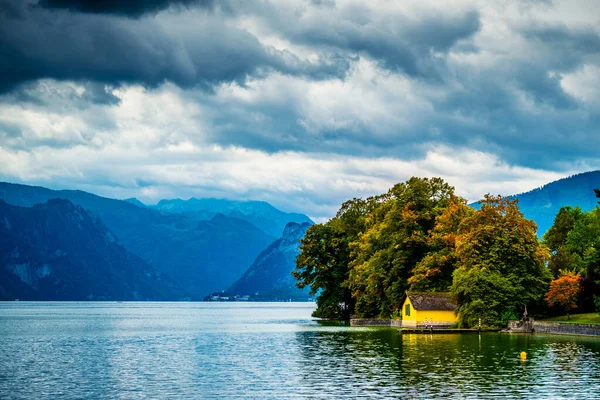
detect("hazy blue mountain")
(147, 213), (276, 296)
(123, 198), (147, 208)
(471, 170), (600, 236)
(0, 182), (275, 298)
(228, 222), (312, 301)
(0, 199), (183, 301)
(154, 198), (313, 237)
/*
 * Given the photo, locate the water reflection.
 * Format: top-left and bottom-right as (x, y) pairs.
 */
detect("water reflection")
(293, 329), (600, 398)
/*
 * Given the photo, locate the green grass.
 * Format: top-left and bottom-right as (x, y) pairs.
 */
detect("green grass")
(542, 313), (600, 325)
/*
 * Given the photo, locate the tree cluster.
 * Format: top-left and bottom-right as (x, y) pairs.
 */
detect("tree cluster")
(543, 201), (600, 314)
(294, 177), (555, 327)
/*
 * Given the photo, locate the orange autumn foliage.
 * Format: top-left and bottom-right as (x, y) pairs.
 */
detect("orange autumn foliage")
(545, 272), (582, 316)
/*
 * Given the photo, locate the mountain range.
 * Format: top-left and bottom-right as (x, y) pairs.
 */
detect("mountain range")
(153, 197), (313, 238)
(0, 182), (310, 299)
(0, 199), (182, 301)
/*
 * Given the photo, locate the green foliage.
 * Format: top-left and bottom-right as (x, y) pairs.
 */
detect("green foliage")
(409, 196), (473, 292)
(293, 197), (377, 319)
(543, 206), (581, 252)
(293, 223), (352, 319)
(347, 177), (460, 318)
(500, 309), (519, 326)
(451, 195), (552, 328)
(543, 312), (600, 325)
(544, 205), (600, 312)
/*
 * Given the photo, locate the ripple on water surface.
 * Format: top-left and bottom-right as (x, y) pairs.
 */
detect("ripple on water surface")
(1, 302), (600, 399)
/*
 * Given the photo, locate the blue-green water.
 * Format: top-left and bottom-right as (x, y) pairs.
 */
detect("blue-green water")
(1, 303), (600, 399)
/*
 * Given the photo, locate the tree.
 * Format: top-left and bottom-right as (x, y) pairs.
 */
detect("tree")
(595, 188), (600, 204)
(543, 207), (581, 253)
(451, 195), (552, 328)
(408, 195), (473, 291)
(545, 272), (582, 319)
(348, 177), (458, 318)
(294, 223), (352, 319)
(293, 197), (376, 319)
(544, 205), (600, 313)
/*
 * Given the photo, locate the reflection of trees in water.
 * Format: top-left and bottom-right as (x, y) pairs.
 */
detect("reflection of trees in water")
(295, 331), (600, 398)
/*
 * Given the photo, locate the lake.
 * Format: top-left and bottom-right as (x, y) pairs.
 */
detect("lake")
(1, 302), (600, 399)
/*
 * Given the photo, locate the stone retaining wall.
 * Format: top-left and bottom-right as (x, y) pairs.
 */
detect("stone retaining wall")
(507, 319), (600, 336)
(349, 319), (437, 328)
(349, 319), (392, 327)
(532, 321), (600, 336)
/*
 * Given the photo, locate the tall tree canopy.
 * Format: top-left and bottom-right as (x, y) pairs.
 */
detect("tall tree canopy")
(451, 195), (551, 327)
(408, 195), (473, 292)
(347, 177), (461, 318)
(293, 197), (376, 319)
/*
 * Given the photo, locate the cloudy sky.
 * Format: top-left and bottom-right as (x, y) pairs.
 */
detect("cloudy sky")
(0, 0), (599, 220)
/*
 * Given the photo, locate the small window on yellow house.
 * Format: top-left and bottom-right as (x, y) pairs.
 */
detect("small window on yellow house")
(405, 303), (411, 317)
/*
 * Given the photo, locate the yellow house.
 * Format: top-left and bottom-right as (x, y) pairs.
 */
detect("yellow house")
(402, 292), (457, 327)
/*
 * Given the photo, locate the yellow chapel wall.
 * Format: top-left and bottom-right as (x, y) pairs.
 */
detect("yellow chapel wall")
(402, 297), (417, 326)
(416, 310), (457, 325)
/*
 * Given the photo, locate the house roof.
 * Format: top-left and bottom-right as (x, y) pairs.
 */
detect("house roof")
(406, 293), (456, 311)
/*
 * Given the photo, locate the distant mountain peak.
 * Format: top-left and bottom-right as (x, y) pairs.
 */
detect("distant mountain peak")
(123, 198), (146, 208)
(152, 196), (313, 237)
(282, 222), (312, 242)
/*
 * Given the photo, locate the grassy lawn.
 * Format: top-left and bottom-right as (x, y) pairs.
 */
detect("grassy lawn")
(542, 313), (600, 325)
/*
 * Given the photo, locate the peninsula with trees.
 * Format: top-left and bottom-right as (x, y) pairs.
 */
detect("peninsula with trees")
(293, 176), (600, 328)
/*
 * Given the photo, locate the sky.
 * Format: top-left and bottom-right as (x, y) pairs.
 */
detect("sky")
(0, 0), (599, 221)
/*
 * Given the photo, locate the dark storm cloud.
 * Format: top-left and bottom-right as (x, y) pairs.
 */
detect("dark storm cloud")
(277, 8), (481, 80)
(0, 0), (349, 94)
(37, 0), (215, 18)
(521, 24), (600, 54)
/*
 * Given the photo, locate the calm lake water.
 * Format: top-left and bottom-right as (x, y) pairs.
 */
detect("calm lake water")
(1, 302), (600, 399)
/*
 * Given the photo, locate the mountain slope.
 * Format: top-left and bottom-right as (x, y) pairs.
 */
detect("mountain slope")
(154, 197), (313, 237)
(509, 171), (599, 236)
(0, 199), (183, 301)
(471, 171), (600, 236)
(0, 182), (275, 298)
(228, 222), (312, 300)
(147, 213), (276, 295)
